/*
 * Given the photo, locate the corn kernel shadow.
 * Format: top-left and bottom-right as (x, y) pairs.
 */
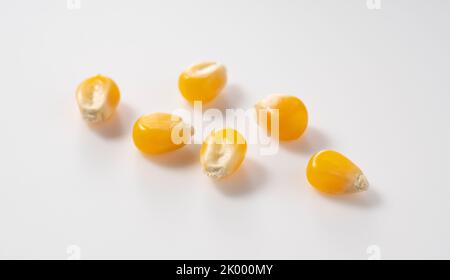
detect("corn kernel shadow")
(203, 84), (247, 113)
(319, 187), (382, 209)
(89, 103), (136, 139)
(213, 159), (267, 197)
(142, 144), (200, 168)
(281, 127), (330, 155)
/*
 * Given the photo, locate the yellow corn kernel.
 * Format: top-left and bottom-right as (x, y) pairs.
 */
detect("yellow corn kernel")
(255, 94), (308, 140)
(178, 61), (227, 104)
(132, 113), (193, 154)
(76, 75), (120, 123)
(200, 128), (247, 179)
(306, 150), (369, 194)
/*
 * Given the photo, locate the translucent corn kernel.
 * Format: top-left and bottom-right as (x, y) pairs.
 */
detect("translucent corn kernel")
(306, 150), (369, 194)
(76, 75), (120, 123)
(200, 128), (247, 179)
(178, 61), (227, 104)
(255, 94), (308, 140)
(132, 113), (193, 154)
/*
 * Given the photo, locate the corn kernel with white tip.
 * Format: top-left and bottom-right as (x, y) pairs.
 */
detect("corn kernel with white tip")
(75, 75), (120, 123)
(306, 150), (369, 194)
(178, 61), (227, 104)
(200, 128), (247, 179)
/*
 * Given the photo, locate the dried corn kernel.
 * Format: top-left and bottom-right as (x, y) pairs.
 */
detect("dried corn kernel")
(200, 128), (247, 179)
(306, 150), (369, 194)
(255, 94), (308, 140)
(178, 61), (227, 104)
(133, 113), (193, 154)
(76, 75), (120, 123)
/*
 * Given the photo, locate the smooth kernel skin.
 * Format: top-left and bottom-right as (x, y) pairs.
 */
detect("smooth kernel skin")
(200, 128), (247, 179)
(178, 62), (227, 104)
(306, 150), (369, 194)
(255, 94), (308, 140)
(76, 75), (120, 123)
(133, 113), (191, 154)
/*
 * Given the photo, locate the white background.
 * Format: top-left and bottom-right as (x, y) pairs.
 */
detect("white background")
(1, 0), (450, 259)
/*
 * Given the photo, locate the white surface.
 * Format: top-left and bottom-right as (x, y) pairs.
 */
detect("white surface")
(1, 0), (450, 260)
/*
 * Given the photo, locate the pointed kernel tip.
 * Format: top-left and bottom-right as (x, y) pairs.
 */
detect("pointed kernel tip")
(204, 166), (226, 179)
(354, 173), (369, 192)
(81, 109), (104, 123)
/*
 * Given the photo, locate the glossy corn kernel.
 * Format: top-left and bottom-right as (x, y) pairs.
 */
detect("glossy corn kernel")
(200, 128), (247, 179)
(306, 150), (369, 194)
(255, 94), (308, 140)
(132, 113), (193, 154)
(76, 75), (120, 123)
(178, 61), (227, 104)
